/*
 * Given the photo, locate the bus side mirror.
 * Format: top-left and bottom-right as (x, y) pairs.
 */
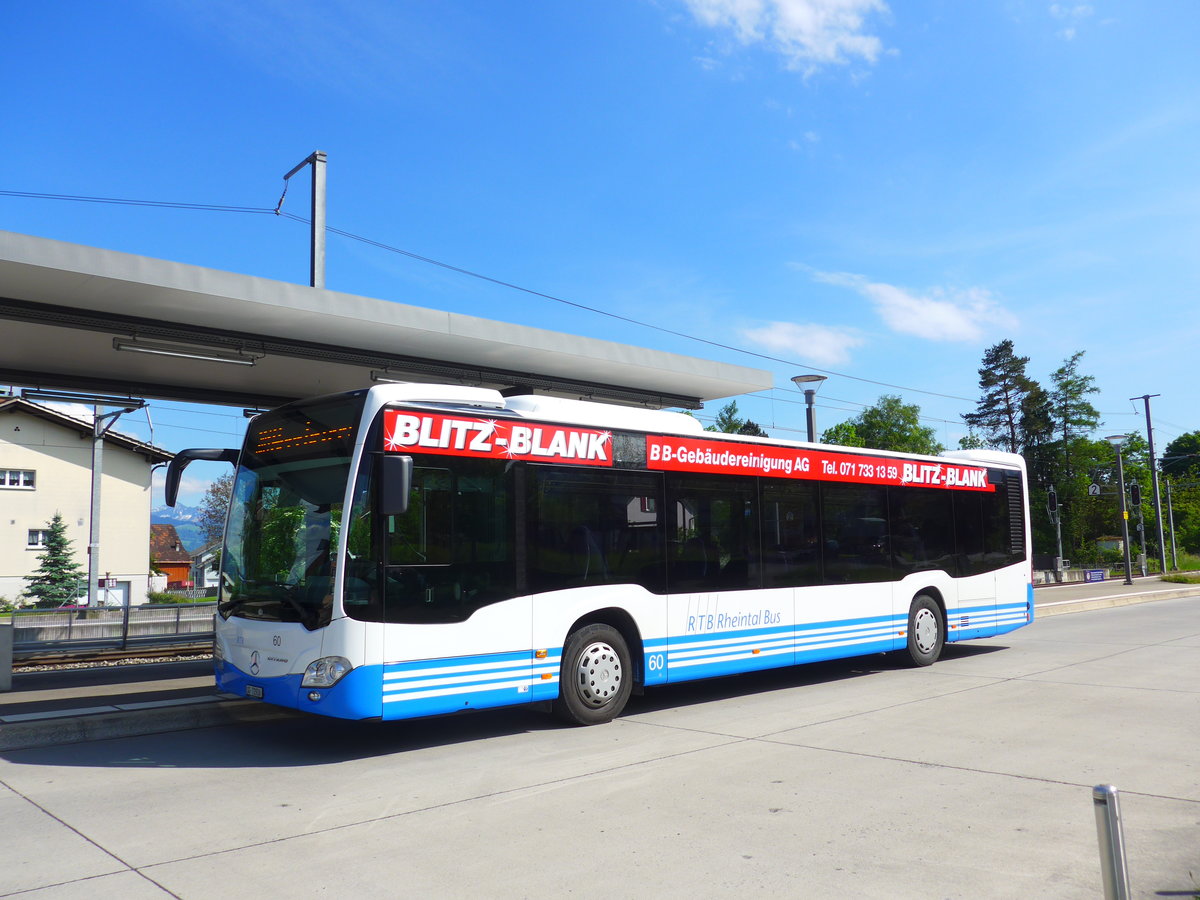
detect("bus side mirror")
(378, 454), (413, 516)
(165, 448), (240, 507)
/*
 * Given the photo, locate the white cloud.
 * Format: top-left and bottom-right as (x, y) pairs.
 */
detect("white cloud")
(1049, 3), (1093, 40)
(740, 321), (865, 365)
(811, 270), (1016, 342)
(683, 0), (890, 73)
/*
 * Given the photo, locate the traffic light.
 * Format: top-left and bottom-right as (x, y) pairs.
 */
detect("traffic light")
(1047, 489), (1058, 514)
(1130, 483), (1142, 507)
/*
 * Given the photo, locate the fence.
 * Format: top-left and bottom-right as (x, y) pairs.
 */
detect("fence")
(3, 603), (216, 653)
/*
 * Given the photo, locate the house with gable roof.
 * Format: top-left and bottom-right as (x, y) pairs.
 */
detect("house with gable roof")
(0, 395), (172, 606)
(150, 523), (193, 589)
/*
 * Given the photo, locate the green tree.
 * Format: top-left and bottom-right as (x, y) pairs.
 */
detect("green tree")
(23, 512), (86, 608)
(822, 395), (943, 455)
(706, 401), (767, 437)
(1049, 352), (1102, 460)
(822, 422), (866, 448)
(962, 339), (1038, 453)
(1020, 381), (1055, 484)
(958, 432), (986, 450)
(1162, 432), (1200, 479)
(1161, 432), (1200, 556)
(198, 472), (235, 545)
(1029, 352), (1104, 562)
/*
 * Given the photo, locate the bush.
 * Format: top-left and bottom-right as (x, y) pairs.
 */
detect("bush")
(146, 590), (216, 605)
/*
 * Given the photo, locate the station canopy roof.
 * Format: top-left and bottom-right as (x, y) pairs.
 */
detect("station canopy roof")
(0, 230), (772, 411)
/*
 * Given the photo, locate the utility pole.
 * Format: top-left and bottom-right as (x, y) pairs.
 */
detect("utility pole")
(1165, 479), (1178, 571)
(280, 150), (328, 288)
(1131, 394), (1167, 574)
(88, 402), (143, 607)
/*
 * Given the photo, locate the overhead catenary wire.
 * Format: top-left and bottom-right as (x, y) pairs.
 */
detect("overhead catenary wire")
(276, 212), (977, 405)
(0, 189), (274, 214)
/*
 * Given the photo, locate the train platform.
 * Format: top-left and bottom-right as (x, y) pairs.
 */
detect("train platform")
(1, 575), (1196, 752)
(0, 656), (293, 751)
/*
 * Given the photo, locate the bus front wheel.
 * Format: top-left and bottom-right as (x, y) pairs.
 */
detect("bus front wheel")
(554, 624), (632, 726)
(904, 594), (944, 666)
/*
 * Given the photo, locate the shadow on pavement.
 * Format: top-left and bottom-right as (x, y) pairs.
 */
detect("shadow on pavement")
(3, 641), (1009, 771)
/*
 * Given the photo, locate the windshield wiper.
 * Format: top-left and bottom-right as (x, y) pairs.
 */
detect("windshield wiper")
(220, 582), (318, 629)
(218, 596), (251, 618)
(272, 589), (317, 629)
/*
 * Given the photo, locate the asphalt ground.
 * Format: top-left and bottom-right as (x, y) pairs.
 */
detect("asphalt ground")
(1, 575), (1196, 753)
(1, 588), (1197, 898)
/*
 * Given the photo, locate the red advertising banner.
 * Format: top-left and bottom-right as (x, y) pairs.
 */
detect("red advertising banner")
(383, 410), (613, 467)
(645, 435), (994, 492)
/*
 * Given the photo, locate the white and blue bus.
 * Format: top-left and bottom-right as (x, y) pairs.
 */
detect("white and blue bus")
(167, 383), (1032, 726)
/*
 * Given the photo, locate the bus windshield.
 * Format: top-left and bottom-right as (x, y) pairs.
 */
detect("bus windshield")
(219, 394), (365, 630)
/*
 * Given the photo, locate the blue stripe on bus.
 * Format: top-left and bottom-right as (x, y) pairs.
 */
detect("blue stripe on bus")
(642, 613), (910, 686)
(946, 601), (1032, 642)
(381, 649), (559, 719)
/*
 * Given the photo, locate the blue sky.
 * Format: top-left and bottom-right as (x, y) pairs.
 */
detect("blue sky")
(4, 1), (1198, 505)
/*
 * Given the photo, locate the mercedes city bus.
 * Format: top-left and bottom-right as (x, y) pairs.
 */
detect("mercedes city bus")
(166, 383), (1032, 726)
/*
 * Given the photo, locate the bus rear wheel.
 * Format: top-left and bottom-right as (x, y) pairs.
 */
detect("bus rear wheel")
(904, 594), (943, 666)
(554, 624), (632, 726)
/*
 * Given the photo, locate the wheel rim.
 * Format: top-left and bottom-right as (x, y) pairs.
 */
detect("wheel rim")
(913, 607), (939, 654)
(574, 641), (623, 708)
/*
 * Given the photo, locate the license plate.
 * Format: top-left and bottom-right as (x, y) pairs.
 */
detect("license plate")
(245, 684), (264, 699)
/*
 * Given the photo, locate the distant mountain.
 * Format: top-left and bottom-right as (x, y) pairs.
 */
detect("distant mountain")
(152, 503), (200, 524)
(151, 505), (205, 553)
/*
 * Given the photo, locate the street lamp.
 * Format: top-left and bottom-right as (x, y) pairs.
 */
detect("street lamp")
(1106, 435), (1135, 586)
(791, 374), (828, 443)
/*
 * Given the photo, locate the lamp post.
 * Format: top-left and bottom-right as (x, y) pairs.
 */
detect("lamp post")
(1106, 435), (1135, 585)
(791, 374), (828, 443)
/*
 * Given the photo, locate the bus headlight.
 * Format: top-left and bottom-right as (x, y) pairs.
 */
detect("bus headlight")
(301, 656), (352, 688)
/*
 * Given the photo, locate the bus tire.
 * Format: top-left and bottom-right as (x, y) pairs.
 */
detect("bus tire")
(904, 594), (943, 666)
(554, 624), (632, 726)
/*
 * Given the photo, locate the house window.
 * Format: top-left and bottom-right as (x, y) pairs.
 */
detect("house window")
(28, 529), (50, 549)
(2, 469), (36, 489)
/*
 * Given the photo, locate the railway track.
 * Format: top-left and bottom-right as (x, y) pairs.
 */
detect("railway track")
(12, 643), (213, 670)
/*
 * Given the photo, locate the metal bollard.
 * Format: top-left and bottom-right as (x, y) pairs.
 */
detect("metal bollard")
(1093, 784), (1130, 899)
(0, 628), (12, 696)
(0, 624), (13, 692)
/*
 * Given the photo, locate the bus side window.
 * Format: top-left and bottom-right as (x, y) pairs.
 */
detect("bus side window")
(889, 487), (955, 575)
(761, 479), (820, 587)
(821, 483), (891, 584)
(526, 466), (665, 594)
(665, 474), (759, 593)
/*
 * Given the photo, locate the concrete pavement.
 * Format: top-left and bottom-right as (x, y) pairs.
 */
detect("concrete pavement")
(1, 593), (1196, 898)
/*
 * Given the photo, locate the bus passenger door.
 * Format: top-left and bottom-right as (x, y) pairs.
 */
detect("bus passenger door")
(664, 476), (790, 682)
(951, 491), (998, 640)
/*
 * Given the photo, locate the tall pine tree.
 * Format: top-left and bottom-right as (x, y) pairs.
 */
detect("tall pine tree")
(1049, 350), (1102, 480)
(23, 512), (86, 608)
(962, 339), (1037, 453)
